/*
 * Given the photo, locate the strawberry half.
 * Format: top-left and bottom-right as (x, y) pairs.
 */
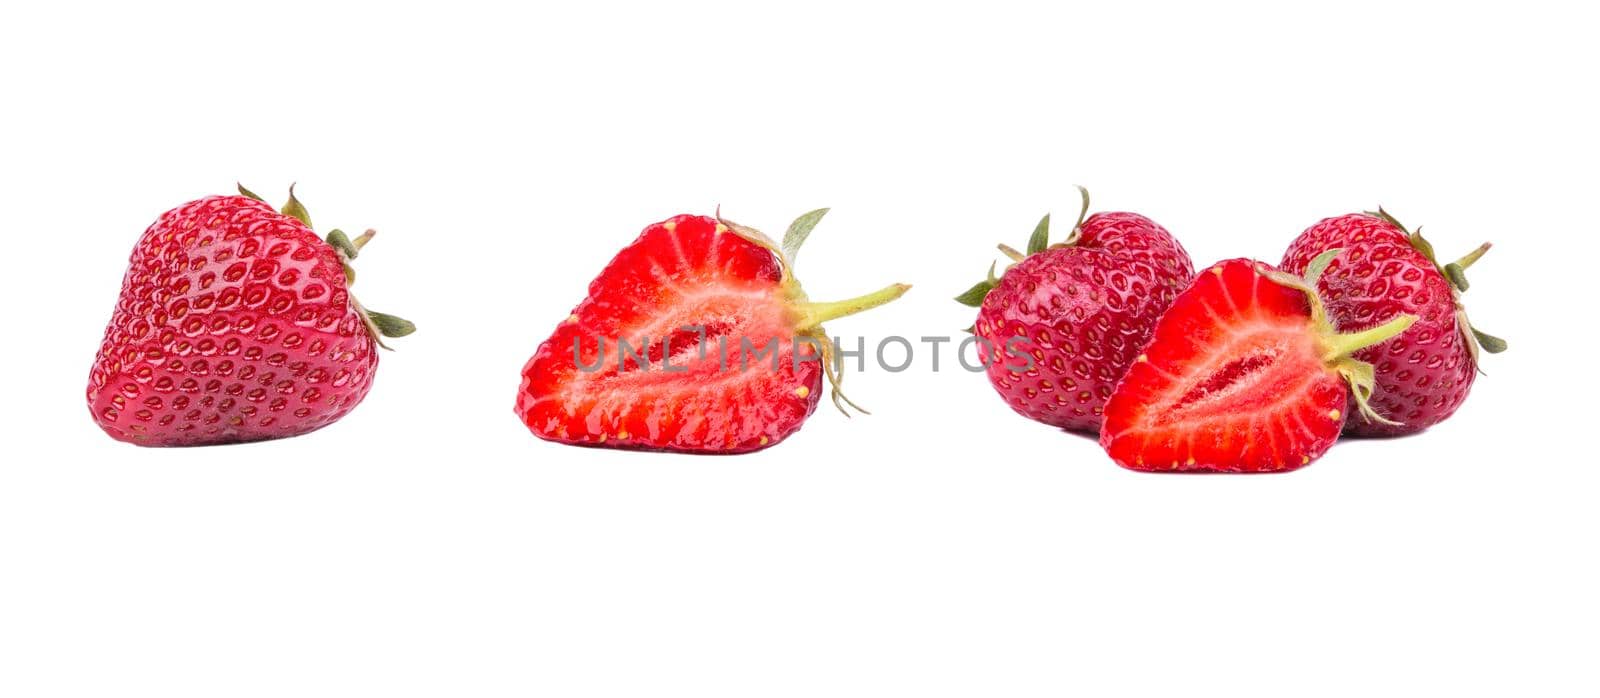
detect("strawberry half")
(87, 185), (414, 446)
(1100, 255), (1416, 473)
(514, 210), (908, 454)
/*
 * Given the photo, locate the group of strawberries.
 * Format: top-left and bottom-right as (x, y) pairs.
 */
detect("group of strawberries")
(959, 189), (1503, 472)
(88, 186), (1500, 472)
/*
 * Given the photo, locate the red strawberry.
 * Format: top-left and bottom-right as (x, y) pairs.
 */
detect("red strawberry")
(1100, 256), (1416, 473)
(956, 188), (1194, 432)
(514, 210), (908, 454)
(87, 186), (414, 446)
(1280, 209), (1504, 436)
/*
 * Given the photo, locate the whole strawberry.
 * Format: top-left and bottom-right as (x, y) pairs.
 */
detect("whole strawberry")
(87, 186), (414, 446)
(515, 209), (908, 454)
(956, 188), (1194, 432)
(1280, 209), (1504, 436)
(1101, 255), (1417, 473)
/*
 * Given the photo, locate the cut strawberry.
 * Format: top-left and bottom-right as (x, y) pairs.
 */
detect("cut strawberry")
(515, 211), (908, 454)
(1099, 255), (1415, 473)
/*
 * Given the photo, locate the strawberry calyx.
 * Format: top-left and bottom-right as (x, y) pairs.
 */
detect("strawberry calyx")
(717, 208), (910, 416)
(1367, 207), (1506, 361)
(956, 186), (1093, 307)
(238, 183), (416, 349)
(1262, 249), (1417, 426)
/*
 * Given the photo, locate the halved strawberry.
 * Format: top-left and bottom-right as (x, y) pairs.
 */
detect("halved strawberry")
(1099, 255), (1416, 473)
(515, 210), (908, 454)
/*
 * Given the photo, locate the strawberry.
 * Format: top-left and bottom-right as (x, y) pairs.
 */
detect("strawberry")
(1100, 256), (1417, 473)
(87, 186), (414, 446)
(514, 210), (908, 454)
(1280, 209), (1505, 436)
(955, 188), (1194, 432)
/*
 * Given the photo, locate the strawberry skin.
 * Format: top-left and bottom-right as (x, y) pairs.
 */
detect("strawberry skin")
(87, 188), (411, 446)
(959, 190), (1194, 432)
(1101, 257), (1415, 472)
(974, 249), (1178, 431)
(1074, 211), (1195, 290)
(515, 211), (907, 454)
(1281, 211), (1503, 436)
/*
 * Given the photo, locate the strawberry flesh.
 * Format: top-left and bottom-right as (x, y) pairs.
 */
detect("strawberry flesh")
(517, 213), (896, 454)
(1100, 259), (1350, 472)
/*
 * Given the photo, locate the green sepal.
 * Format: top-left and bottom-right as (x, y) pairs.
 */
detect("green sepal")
(781, 208), (829, 268)
(717, 213), (790, 281)
(1472, 328), (1508, 353)
(280, 183), (313, 228)
(1368, 206), (1409, 234)
(955, 280), (995, 307)
(1025, 214), (1051, 255)
(1303, 248), (1343, 287)
(1407, 227), (1438, 265)
(365, 311), (416, 338)
(1336, 357), (1402, 426)
(1058, 185), (1091, 245)
(1070, 185), (1091, 233)
(236, 183), (265, 202)
(954, 261), (1000, 307)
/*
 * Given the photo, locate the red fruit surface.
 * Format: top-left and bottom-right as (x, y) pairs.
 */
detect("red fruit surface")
(88, 194), (392, 446)
(1075, 211), (1195, 289)
(515, 212), (905, 454)
(1100, 259), (1367, 473)
(1281, 212), (1496, 436)
(966, 203), (1194, 432)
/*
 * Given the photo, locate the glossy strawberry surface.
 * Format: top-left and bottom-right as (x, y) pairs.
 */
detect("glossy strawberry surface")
(1281, 212), (1497, 436)
(976, 249), (1179, 431)
(1074, 211), (1195, 289)
(516, 212), (904, 454)
(1101, 259), (1351, 472)
(88, 195), (384, 446)
(964, 201), (1194, 432)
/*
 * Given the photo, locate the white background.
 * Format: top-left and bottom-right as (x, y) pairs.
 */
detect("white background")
(2, 1), (1595, 696)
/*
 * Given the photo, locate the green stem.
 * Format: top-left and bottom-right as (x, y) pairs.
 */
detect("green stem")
(797, 283), (911, 330)
(1322, 314), (1417, 362)
(1451, 242), (1492, 270)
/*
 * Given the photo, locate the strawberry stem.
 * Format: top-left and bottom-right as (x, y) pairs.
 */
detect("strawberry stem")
(1451, 242), (1492, 270)
(798, 283), (911, 330)
(1321, 314), (1417, 362)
